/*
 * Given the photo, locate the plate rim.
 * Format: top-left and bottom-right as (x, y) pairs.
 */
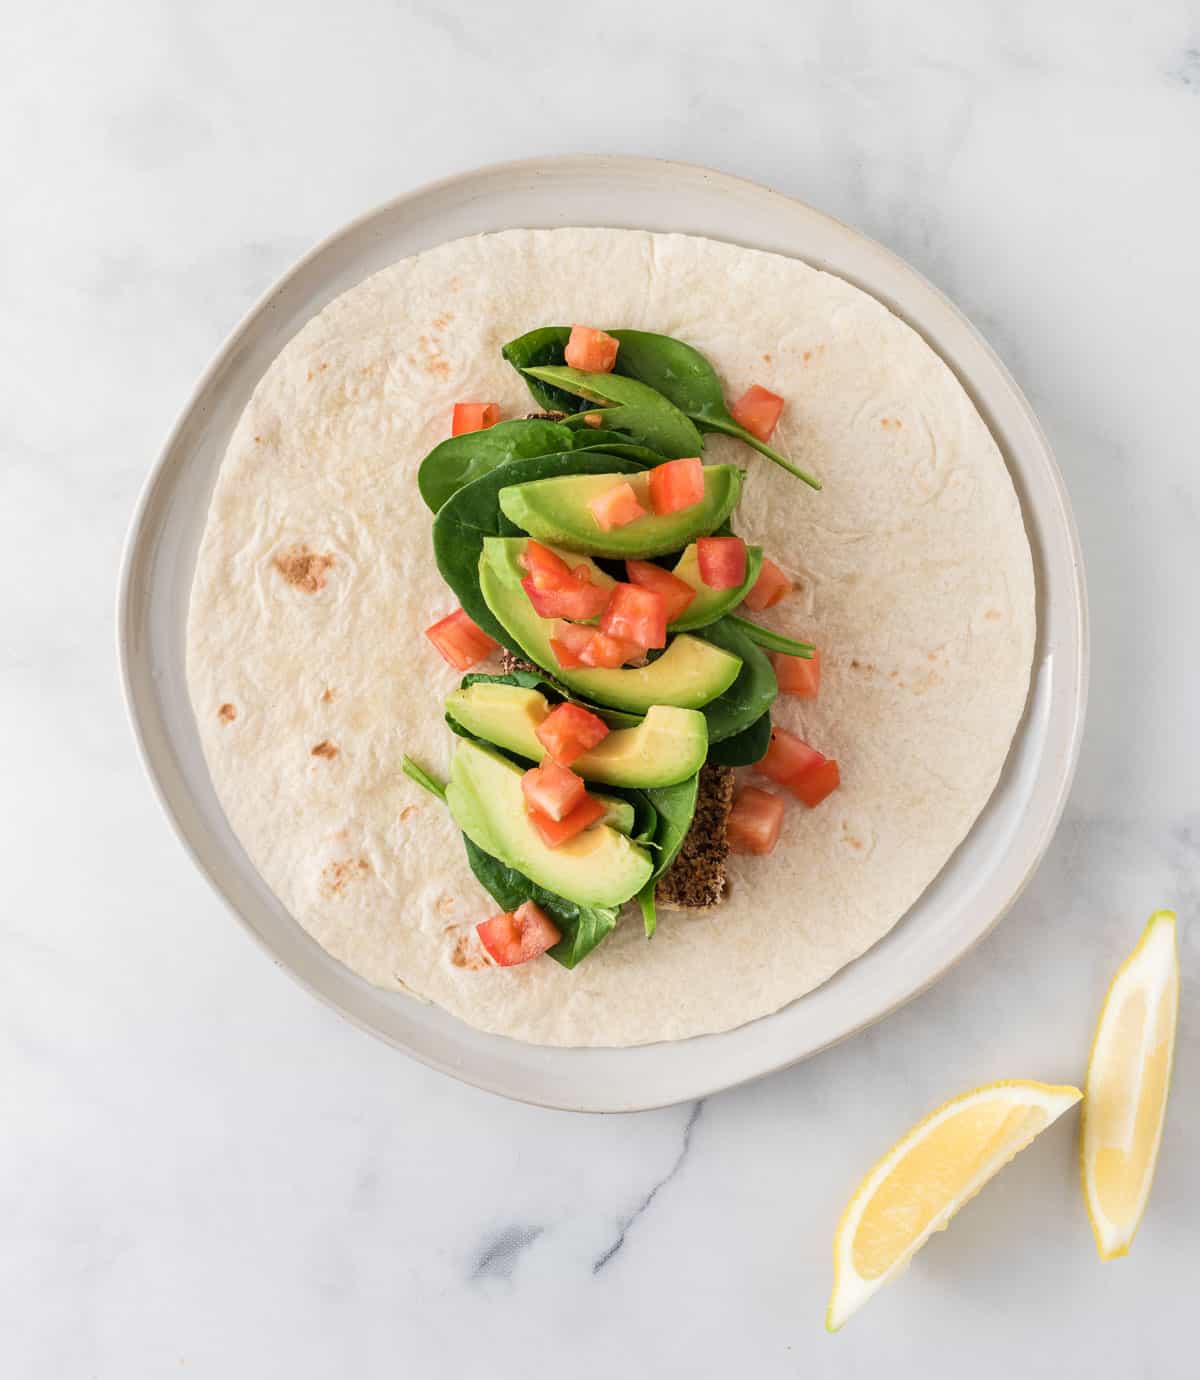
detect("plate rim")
(117, 154), (1089, 1111)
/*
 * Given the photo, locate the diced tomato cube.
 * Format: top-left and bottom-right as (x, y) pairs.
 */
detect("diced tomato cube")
(476, 901), (562, 966)
(758, 726), (825, 785)
(582, 412), (605, 428)
(625, 559), (697, 624)
(729, 384), (784, 442)
(527, 794), (606, 847)
(696, 536), (747, 590)
(424, 607), (499, 670)
(600, 583), (668, 650)
(549, 637), (584, 669)
(520, 539), (576, 590)
(564, 325), (620, 373)
(588, 481), (647, 531)
(647, 457), (705, 516)
(742, 556), (794, 611)
(774, 647), (821, 698)
(549, 621), (593, 669)
(521, 574), (610, 620)
(451, 402), (501, 436)
(535, 702), (609, 765)
(577, 630), (642, 668)
(521, 758), (587, 822)
(727, 787), (786, 856)
(792, 757), (840, 808)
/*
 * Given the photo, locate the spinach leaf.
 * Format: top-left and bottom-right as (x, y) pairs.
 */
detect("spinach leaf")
(609, 330), (821, 489)
(637, 882), (657, 940)
(694, 618), (778, 743)
(570, 432), (672, 467)
(501, 325), (820, 487)
(432, 451), (646, 652)
(500, 326), (575, 411)
(705, 711), (772, 767)
(462, 835), (618, 969)
(522, 366), (704, 459)
(401, 755), (446, 801)
(726, 615), (815, 658)
(417, 418), (577, 513)
(637, 774), (701, 939)
(646, 776), (700, 880)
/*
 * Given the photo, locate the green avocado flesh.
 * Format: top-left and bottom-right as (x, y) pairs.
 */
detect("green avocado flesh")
(593, 793), (635, 835)
(446, 739), (652, 908)
(478, 538), (742, 713)
(497, 466), (742, 559)
(445, 681), (708, 788)
(668, 543), (764, 631)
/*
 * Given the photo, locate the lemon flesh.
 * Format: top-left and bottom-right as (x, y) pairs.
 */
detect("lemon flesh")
(828, 1081), (1081, 1330)
(1082, 910), (1179, 1260)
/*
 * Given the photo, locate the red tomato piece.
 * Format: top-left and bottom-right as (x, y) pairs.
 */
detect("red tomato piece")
(424, 607), (499, 670)
(696, 536), (747, 590)
(577, 630), (642, 668)
(520, 539), (575, 590)
(527, 793), (606, 847)
(742, 556), (793, 611)
(582, 411), (605, 428)
(773, 647), (821, 698)
(476, 901), (562, 966)
(757, 726), (825, 785)
(521, 574), (610, 620)
(792, 758), (840, 808)
(535, 702), (609, 765)
(625, 560), (697, 623)
(549, 621), (594, 669)
(521, 757), (587, 822)
(647, 457), (705, 516)
(564, 325), (620, 373)
(727, 787), (786, 856)
(600, 583), (668, 649)
(451, 402), (501, 436)
(588, 481), (647, 531)
(729, 384), (784, 442)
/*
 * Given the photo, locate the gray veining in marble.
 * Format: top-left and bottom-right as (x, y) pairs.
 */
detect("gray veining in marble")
(2, 1), (1197, 1376)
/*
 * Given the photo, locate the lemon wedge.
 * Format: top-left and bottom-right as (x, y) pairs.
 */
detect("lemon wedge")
(827, 1080), (1081, 1330)
(1081, 909), (1179, 1260)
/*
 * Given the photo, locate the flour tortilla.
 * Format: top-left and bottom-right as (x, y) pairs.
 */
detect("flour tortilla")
(186, 229), (1034, 1047)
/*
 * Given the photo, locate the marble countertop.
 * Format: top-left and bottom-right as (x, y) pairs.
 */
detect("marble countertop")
(4, 2), (1196, 1375)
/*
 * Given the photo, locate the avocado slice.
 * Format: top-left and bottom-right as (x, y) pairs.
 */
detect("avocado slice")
(445, 680), (708, 787)
(592, 792), (635, 836)
(479, 538), (742, 714)
(497, 465), (742, 559)
(668, 542), (765, 631)
(446, 739), (652, 908)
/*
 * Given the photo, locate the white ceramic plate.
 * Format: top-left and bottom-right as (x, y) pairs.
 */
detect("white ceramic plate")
(118, 156), (1087, 1112)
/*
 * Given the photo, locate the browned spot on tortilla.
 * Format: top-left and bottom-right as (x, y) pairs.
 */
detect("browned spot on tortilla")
(851, 659), (877, 674)
(802, 350), (812, 363)
(273, 545), (334, 594)
(254, 435), (262, 444)
(985, 609), (1001, 621)
(321, 687), (336, 703)
(319, 361), (328, 372)
(880, 417), (903, 431)
(415, 334), (451, 378)
(762, 352), (772, 363)
(451, 933), (489, 970)
(321, 857), (369, 897)
(449, 276), (462, 293)
(433, 312), (454, 329)
(399, 805), (416, 823)
(218, 703), (237, 724)
(311, 740), (338, 759)
(436, 894), (456, 917)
